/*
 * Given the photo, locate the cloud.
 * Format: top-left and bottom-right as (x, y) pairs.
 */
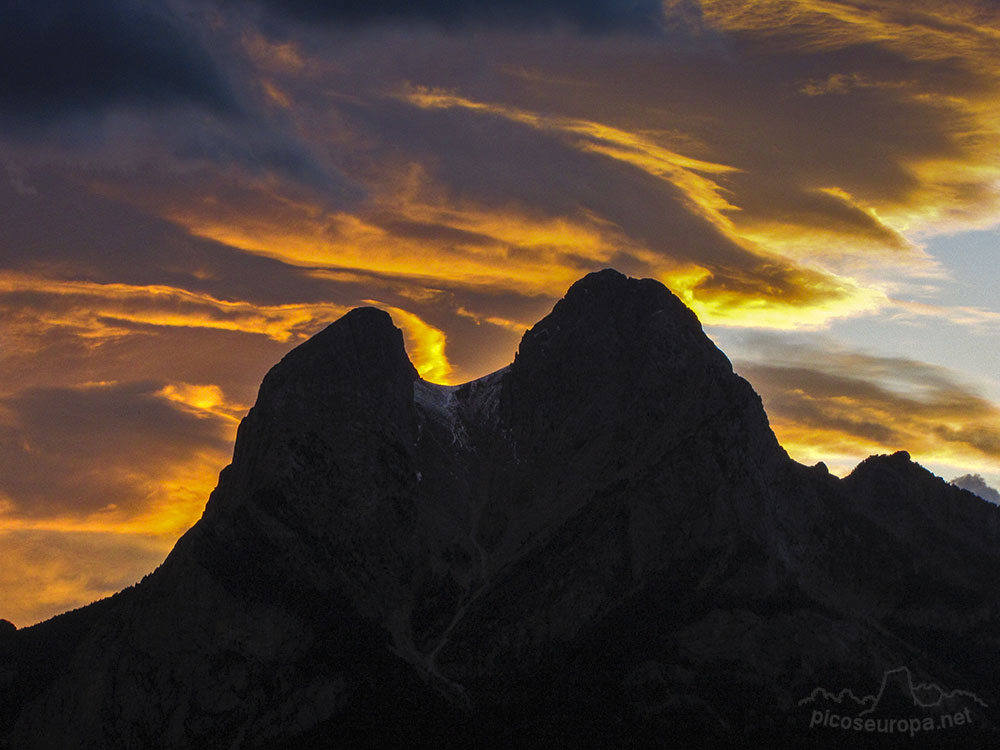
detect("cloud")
(0, 381), (233, 520)
(143, 82), (881, 330)
(0, 270), (352, 343)
(0, 173), (356, 304)
(0, 380), (226, 628)
(6, 0), (999, 324)
(886, 298), (1000, 330)
(155, 383), (248, 423)
(0, 0), (236, 132)
(690, 0), (1000, 236)
(692, 0), (1000, 70)
(10, 0), (998, 342)
(732, 336), (1000, 478)
(0, 528), (169, 627)
(243, 0), (666, 33)
(950, 473), (1000, 504)
(0, 270), (477, 385)
(398, 85), (742, 228)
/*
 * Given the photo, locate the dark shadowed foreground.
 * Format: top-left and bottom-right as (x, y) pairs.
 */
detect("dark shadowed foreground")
(2, 270), (999, 748)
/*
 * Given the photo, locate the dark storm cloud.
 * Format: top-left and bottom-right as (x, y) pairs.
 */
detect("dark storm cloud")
(167, 119), (362, 200)
(244, 0), (665, 33)
(0, 0), (236, 132)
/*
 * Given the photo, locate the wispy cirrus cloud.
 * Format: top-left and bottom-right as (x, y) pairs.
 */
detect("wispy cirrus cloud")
(691, 0), (1000, 235)
(0, 270), (351, 343)
(734, 336), (1000, 480)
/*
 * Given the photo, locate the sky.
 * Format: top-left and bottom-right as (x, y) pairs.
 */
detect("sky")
(1, 0), (999, 627)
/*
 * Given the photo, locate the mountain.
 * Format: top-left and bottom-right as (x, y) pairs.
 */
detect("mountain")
(3, 269), (1000, 748)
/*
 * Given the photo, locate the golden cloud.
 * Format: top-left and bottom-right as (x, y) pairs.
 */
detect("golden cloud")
(0, 270), (350, 344)
(140, 88), (889, 332)
(162, 178), (629, 296)
(691, 0), (1000, 236)
(735, 339), (1000, 479)
(155, 383), (249, 423)
(0, 528), (170, 627)
(401, 86), (743, 230)
(666, 261), (886, 329)
(364, 302), (455, 383)
(0, 381), (237, 625)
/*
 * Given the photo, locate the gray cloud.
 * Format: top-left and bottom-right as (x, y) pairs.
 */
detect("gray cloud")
(0, 0), (236, 133)
(951, 474), (1000, 504)
(241, 0), (665, 33)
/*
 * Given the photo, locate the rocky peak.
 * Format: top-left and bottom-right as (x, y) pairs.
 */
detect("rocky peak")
(201, 306), (418, 517)
(252, 305), (416, 420)
(513, 267), (711, 371)
(503, 269), (781, 482)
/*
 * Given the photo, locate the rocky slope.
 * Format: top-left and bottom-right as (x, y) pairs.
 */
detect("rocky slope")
(3, 269), (1000, 748)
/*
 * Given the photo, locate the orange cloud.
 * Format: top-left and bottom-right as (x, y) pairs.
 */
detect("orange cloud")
(155, 383), (249, 423)
(0, 270), (350, 344)
(146, 98), (886, 332)
(0, 381), (236, 626)
(401, 85), (742, 229)
(0, 528), (171, 627)
(163, 180), (628, 297)
(734, 339), (1000, 479)
(261, 79), (292, 108)
(0, 380), (235, 522)
(455, 306), (534, 333)
(242, 32), (305, 72)
(691, 0), (1000, 236)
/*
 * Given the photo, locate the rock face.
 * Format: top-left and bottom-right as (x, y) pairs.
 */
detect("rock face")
(3, 269), (1000, 748)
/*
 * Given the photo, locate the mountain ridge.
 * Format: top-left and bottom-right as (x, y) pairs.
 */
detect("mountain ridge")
(3, 268), (1000, 748)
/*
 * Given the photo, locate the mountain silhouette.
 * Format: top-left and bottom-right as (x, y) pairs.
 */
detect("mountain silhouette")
(2, 269), (999, 749)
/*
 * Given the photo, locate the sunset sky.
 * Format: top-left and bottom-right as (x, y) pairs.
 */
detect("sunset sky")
(2, 0), (999, 626)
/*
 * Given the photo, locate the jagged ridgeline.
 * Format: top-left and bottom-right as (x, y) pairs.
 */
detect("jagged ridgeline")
(3, 269), (1000, 749)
